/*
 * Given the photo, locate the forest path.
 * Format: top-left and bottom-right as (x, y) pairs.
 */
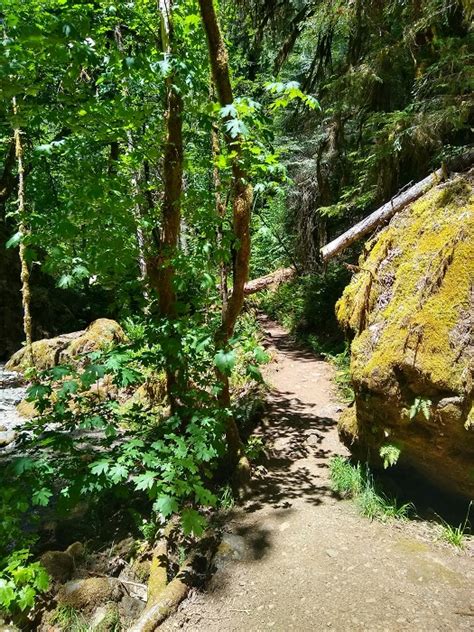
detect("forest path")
(161, 316), (473, 632)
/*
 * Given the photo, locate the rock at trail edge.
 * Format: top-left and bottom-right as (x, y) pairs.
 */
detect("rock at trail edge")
(336, 173), (474, 497)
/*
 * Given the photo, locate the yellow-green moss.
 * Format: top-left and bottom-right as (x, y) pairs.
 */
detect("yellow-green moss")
(338, 406), (359, 438)
(5, 319), (126, 372)
(65, 319), (126, 359)
(338, 178), (474, 393)
(465, 405), (474, 430)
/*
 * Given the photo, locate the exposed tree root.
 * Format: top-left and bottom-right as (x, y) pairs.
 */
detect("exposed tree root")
(128, 532), (217, 632)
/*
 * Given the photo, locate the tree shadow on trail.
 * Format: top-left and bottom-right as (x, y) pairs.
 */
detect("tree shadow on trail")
(244, 388), (340, 513)
(199, 318), (345, 599)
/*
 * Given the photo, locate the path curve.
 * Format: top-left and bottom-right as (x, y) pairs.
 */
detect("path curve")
(161, 317), (473, 631)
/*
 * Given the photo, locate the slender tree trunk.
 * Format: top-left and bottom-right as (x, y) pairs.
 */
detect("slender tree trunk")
(273, 7), (314, 76)
(12, 98), (34, 367)
(154, 0), (183, 412)
(210, 118), (228, 312)
(198, 0), (252, 479)
(126, 131), (150, 301)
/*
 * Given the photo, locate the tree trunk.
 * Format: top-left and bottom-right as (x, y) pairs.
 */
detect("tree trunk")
(211, 117), (228, 311)
(152, 0), (184, 412)
(198, 0), (252, 478)
(12, 98), (34, 367)
(126, 131), (151, 302)
(320, 150), (474, 262)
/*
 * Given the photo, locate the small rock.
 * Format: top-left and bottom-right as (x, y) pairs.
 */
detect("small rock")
(89, 603), (120, 631)
(57, 578), (123, 612)
(111, 537), (136, 561)
(65, 541), (85, 562)
(214, 533), (247, 568)
(0, 618), (20, 632)
(305, 433), (320, 447)
(40, 550), (74, 583)
(118, 594), (146, 625)
(325, 549), (338, 558)
(0, 431), (17, 447)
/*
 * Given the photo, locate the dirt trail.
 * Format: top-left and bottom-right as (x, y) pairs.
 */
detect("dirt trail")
(161, 316), (473, 632)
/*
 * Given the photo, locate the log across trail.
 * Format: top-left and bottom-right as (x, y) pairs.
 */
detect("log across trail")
(243, 266), (297, 295)
(321, 150), (474, 262)
(242, 150), (474, 296)
(160, 316), (472, 631)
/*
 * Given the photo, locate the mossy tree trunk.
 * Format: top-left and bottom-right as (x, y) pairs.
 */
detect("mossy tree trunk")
(151, 0), (184, 413)
(12, 98), (34, 368)
(198, 0), (251, 478)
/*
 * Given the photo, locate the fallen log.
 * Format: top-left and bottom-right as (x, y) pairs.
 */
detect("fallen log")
(243, 266), (297, 295)
(321, 149), (474, 262)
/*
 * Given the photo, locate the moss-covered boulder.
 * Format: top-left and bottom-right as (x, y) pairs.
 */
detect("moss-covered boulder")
(336, 173), (474, 497)
(57, 578), (123, 612)
(5, 319), (126, 372)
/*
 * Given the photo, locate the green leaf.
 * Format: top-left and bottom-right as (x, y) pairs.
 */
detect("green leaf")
(133, 471), (156, 491)
(253, 346), (269, 364)
(17, 585), (36, 611)
(27, 383), (51, 400)
(58, 379), (78, 398)
(32, 488), (53, 507)
(214, 349), (236, 376)
(193, 484), (216, 506)
(34, 568), (50, 592)
(225, 118), (249, 139)
(246, 364), (263, 382)
(220, 103), (238, 119)
(154, 494), (179, 518)
(109, 463), (128, 483)
(90, 459), (110, 476)
(57, 274), (73, 289)
(181, 508), (207, 537)
(49, 366), (72, 380)
(0, 581), (15, 609)
(379, 444), (401, 469)
(6, 232), (21, 249)
(12, 457), (35, 475)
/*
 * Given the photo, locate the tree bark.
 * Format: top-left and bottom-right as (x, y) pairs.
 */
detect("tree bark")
(272, 6), (314, 76)
(198, 0), (252, 478)
(151, 0), (183, 412)
(210, 116), (228, 311)
(12, 98), (34, 368)
(320, 150), (474, 262)
(128, 532), (217, 632)
(198, 0), (253, 342)
(148, 0), (183, 319)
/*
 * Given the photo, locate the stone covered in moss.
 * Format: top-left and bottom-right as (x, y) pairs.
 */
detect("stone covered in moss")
(6, 319), (126, 372)
(336, 174), (474, 497)
(57, 578), (123, 612)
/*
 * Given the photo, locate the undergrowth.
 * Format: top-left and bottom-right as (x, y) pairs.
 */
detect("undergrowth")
(0, 310), (268, 621)
(50, 605), (89, 632)
(329, 456), (414, 522)
(257, 264), (350, 355)
(438, 501), (472, 549)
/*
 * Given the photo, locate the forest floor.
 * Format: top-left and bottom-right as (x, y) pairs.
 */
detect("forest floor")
(163, 315), (473, 632)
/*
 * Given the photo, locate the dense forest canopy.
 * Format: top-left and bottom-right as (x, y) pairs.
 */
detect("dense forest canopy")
(0, 0), (472, 626)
